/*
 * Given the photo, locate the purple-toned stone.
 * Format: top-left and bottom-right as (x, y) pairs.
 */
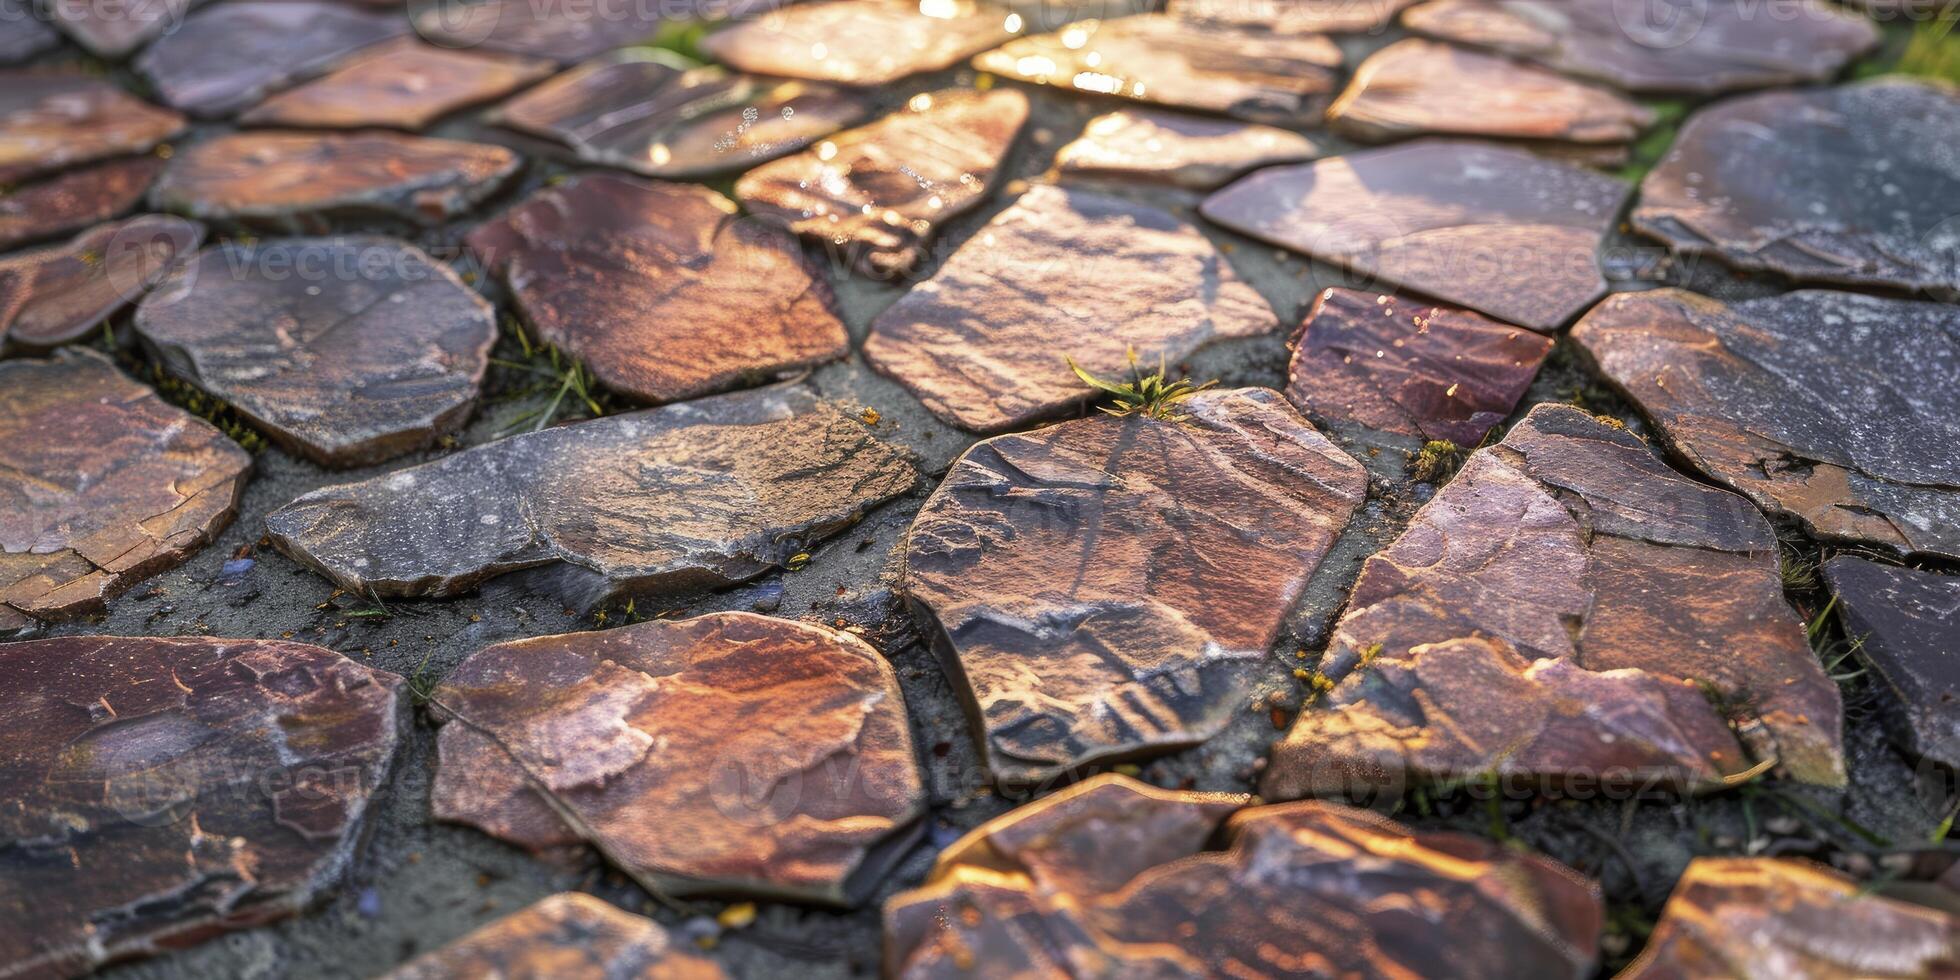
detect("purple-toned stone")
(1166, 0), (1416, 32)
(0, 0), (58, 63)
(411, 0), (665, 64)
(42, 0), (199, 58)
(0, 155), (164, 252)
(1823, 558), (1960, 769)
(0, 72), (185, 184)
(0, 213), (203, 353)
(238, 38), (555, 131)
(1055, 108), (1321, 191)
(702, 0), (1014, 84)
(384, 894), (728, 980)
(133, 0), (406, 118)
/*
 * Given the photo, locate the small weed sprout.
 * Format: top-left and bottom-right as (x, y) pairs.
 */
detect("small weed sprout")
(1066, 349), (1217, 422)
(1409, 440), (1463, 483)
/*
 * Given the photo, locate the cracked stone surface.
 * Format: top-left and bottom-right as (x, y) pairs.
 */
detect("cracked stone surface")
(384, 893), (728, 980)
(1166, 0), (1417, 33)
(1573, 288), (1960, 560)
(700, 0), (1014, 85)
(1054, 108), (1321, 190)
(150, 131), (520, 231)
(1285, 287), (1554, 445)
(0, 155), (165, 252)
(971, 14), (1342, 124)
(1264, 404), (1846, 800)
(238, 38), (555, 131)
(264, 385), (919, 606)
(468, 173), (850, 404)
(1622, 858), (1958, 978)
(133, 0), (406, 119)
(886, 774), (1602, 978)
(496, 52), (872, 178)
(1632, 78), (1960, 297)
(0, 0), (58, 63)
(1327, 39), (1653, 149)
(431, 612), (926, 904)
(0, 72), (185, 184)
(1403, 0), (1879, 95)
(41, 0), (197, 58)
(735, 88), (1029, 278)
(0, 213), (204, 353)
(0, 635), (403, 978)
(902, 389), (1366, 783)
(132, 237), (497, 467)
(1823, 558), (1960, 769)
(0, 349), (249, 629)
(864, 183), (1277, 432)
(1202, 139), (1628, 331)
(411, 0), (665, 64)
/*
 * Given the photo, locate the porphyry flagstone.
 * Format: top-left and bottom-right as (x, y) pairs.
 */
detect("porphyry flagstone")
(1622, 858), (1958, 978)
(1573, 288), (1960, 560)
(1402, 0), (1879, 96)
(132, 237), (497, 467)
(0, 0), (58, 63)
(41, 0), (197, 58)
(385, 894), (728, 980)
(1166, 0), (1417, 33)
(902, 389), (1366, 783)
(971, 14), (1342, 124)
(0, 155), (165, 252)
(264, 385), (919, 606)
(1823, 558), (1960, 769)
(701, 0), (1015, 84)
(430, 613), (925, 904)
(1264, 404), (1847, 800)
(0, 636), (403, 977)
(1054, 108), (1321, 191)
(734, 88), (1029, 278)
(0, 213), (204, 353)
(1201, 140), (1628, 332)
(1632, 78), (1960, 297)
(150, 131), (521, 231)
(863, 183), (1277, 432)
(412, 0), (664, 64)
(133, 0), (407, 118)
(0, 349), (248, 630)
(468, 173), (849, 404)
(238, 38), (556, 131)
(1285, 287), (1554, 445)
(885, 774), (1602, 978)
(0, 72), (185, 184)
(1327, 39), (1653, 148)
(497, 52), (872, 178)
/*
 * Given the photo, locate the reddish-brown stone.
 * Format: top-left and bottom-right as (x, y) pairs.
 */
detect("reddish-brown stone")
(1202, 140), (1628, 331)
(1167, 0), (1417, 33)
(701, 0), (1014, 84)
(42, 0), (199, 58)
(1824, 558), (1960, 769)
(0, 155), (165, 253)
(735, 88), (1029, 278)
(411, 0), (665, 64)
(0, 635), (403, 977)
(0, 214), (202, 354)
(1264, 404), (1846, 800)
(864, 183), (1276, 432)
(133, 0), (406, 118)
(385, 894), (728, 980)
(431, 613), (926, 904)
(902, 389), (1366, 783)
(239, 38), (556, 131)
(886, 774), (1602, 978)
(971, 14), (1342, 124)
(0, 72), (185, 184)
(1285, 287), (1553, 445)
(468, 173), (849, 404)
(1055, 108), (1321, 191)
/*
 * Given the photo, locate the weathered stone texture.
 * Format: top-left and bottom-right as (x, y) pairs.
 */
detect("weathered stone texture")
(1823, 557), (1960, 769)
(0, 213), (203, 353)
(133, 0), (406, 118)
(0, 156), (165, 252)
(1055, 108), (1321, 190)
(1167, 0), (1417, 34)
(239, 38), (555, 131)
(0, 72), (184, 184)
(385, 893), (728, 980)
(701, 0), (1014, 84)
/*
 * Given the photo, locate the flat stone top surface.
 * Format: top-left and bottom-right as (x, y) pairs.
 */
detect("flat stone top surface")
(384, 894), (728, 980)
(411, 0), (665, 63)
(133, 0), (407, 118)
(1328, 38), (1654, 145)
(0, 71), (184, 184)
(1823, 557), (1960, 769)
(1166, 0), (1417, 33)
(701, 0), (1016, 84)
(0, 155), (165, 252)
(0, 212), (203, 352)
(1054, 108), (1321, 190)
(238, 38), (556, 131)
(40, 0), (194, 57)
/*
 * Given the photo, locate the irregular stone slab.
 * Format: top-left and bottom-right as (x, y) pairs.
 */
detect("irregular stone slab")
(0, 72), (185, 184)
(239, 38), (555, 131)
(1265, 404), (1847, 800)
(1824, 558), (1960, 769)
(702, 0), (1013, 84)
(265, 385), (917, 605)
(971, 14), (1342, 124)
(0, 155), (165, 252)
(133, 237), (496, 467)
(412, 0), (663, 64)
(386, 894), (728, 980)
(1055, 108), (1321, 191)
(0, 213), (204, 353)
(1166, 0), (1416, 33)
(903, 389), (1365, 783)
(1632, 79), (1960, 296)
(1328, 39), (1652, 148)
(467, 173), (848, 404)
(1623, 858), (1957, 979)
(1573, 289), (1960, 560)
(134, 0), (406, 118)
(886, 774), (1602, 978)
(0, 635), (402, 977)
(0, 0), (59, 63)
(1403, 0), (1879, 96)
(734, 88), (1029, 278)
(864, 184), (1276, 432)
(1202, 140), (1627, 331)
(150, 131), (520, 231)
(0, 350), (248, 626)
(431, 613), (925, 904)
(1285, 287), (1553, 445)
(497, 52), (872, 178)
(42, 0), (198, 58)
